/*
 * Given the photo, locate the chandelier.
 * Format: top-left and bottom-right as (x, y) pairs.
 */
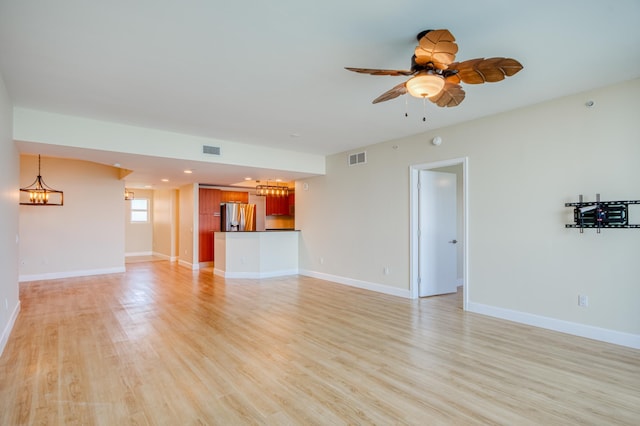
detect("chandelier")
(19, 155), (64, 206)
(255, 181), (289, 197)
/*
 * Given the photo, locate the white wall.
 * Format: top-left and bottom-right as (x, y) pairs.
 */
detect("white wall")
(13, 108), (325, 176)
(297, 78), (640, 347)
(125, 188), (154, 255)
(0, 72), (19, 356)
(19, 156), (125, 280)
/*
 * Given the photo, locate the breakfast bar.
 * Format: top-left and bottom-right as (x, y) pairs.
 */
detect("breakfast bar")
(213, 230), (299, 279)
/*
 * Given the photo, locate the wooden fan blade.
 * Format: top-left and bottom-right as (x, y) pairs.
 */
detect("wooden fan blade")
(449, 57), (523, 84)
(372, 82), (407, 104)
(345, 67), (414, 76)
(414, 29), (458, 69)
(430, 81), (465, 107)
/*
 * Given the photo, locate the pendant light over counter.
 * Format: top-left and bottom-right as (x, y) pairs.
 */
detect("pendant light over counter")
(19, 155), (64, 206)
(255, 180), (289, 197)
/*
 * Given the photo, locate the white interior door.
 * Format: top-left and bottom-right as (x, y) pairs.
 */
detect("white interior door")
(419, 170), (458, 297)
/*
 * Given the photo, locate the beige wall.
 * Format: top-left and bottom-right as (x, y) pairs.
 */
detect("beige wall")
(124, 188), (154, 255)
(178, 183), (197, 268)
(19, 156), (125, 280)
(153, 189), (179, 259)
(297, 78), (640, 343)
(0, 72), (19, 356)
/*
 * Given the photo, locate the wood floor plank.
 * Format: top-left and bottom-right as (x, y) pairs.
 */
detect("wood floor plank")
(1, 260), (639, 425)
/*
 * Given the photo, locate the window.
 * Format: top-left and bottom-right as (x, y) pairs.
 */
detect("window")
(130, 198), (149, 223)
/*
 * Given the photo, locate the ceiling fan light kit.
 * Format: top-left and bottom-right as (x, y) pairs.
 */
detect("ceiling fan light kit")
(405, 72), (445, 98)
(346, 29), (523, 110)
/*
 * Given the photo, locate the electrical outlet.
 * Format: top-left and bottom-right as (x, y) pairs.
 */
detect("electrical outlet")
(578, 294), (589, 307)
(383, 267), (390, 275)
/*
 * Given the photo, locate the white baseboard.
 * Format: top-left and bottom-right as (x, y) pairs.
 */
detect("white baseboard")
(0, 300), (21, 357)
(125, 251), (153, 257)
(178, 259), (199, 270)
(151, 252), (178, 262)
(19, 266), (126, 282)
(298, 269), (411, 299)
(467, 302), (640, 350)
(214, 268), (299, 279)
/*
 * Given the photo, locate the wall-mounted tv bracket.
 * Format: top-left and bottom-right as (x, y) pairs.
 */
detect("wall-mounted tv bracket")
(565, 194), (640, 233)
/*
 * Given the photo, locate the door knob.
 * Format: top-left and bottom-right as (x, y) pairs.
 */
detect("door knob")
(448, 239), (457, 244)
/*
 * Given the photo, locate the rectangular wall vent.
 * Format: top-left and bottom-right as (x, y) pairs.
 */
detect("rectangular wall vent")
(203, 145), (221, 155)
(348, 151), (366, 166)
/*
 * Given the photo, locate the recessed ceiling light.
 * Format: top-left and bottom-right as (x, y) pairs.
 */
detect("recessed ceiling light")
(113, 162), (121, 167)
(184, 169), (193, 174)
(244, 177), (252, 181)
(161, 178), (169, 182)
(144, 185), (152, 189)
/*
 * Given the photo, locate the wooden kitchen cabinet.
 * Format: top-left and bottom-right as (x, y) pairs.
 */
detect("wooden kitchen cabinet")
(288, 192), (295, 215)
(199, 188), (221, 214)
(266, 194), (291, 216)
(199, 188), (250, 262)
(198, 188), (221, 262)
(220, 191), (248, 203)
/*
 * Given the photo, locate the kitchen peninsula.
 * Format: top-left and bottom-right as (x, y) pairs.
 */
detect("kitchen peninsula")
(213, 230), (299, 278)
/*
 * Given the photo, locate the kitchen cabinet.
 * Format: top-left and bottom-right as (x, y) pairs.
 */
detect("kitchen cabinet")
(220, 191), (248, 203)
(199, 189), (250, 262)
(265, 195), (289, 216)
(266, 194), (293, 216)
(198, 188), (221, 262)
(199, 188), (221, 214)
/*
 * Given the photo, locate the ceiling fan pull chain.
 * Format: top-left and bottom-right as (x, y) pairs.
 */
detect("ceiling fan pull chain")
(405, 96), (409, 117)
(423, 97), (427, 122)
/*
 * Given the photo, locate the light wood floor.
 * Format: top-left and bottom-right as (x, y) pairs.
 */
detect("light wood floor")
(1, 261), (639, 425)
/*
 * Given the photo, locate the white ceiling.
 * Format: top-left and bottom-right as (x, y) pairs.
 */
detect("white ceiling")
(2, 0), (639, 188)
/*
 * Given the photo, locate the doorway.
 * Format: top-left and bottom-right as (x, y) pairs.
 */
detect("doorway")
(410, 157), (468, 310)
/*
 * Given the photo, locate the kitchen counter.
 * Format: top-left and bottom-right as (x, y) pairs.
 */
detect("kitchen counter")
(214, 231), (299, 278)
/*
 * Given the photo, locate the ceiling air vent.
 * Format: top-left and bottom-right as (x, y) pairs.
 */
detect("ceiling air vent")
(203, 145), (221, 155)
(348, 151), (366, 166)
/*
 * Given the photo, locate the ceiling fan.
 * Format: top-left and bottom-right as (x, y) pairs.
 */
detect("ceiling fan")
(345, 29), (523, 107)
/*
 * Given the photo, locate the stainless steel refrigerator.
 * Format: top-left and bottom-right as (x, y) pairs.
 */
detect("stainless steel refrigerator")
(220, 203), (256, 231)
